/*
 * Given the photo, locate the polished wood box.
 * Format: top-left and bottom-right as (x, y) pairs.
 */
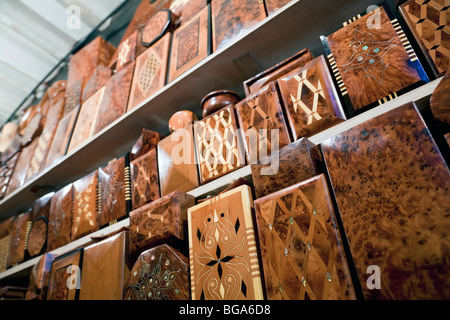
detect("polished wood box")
(116, 31), (137, 72)
(47, 184), (73, 251)
(0, 216), (14, 272)
(322, 6), (428, 113)
(81, 65), (111, 103)
(188, 185), (264, 300)
(7, 211), (32, 267)
(254, 174), (356, 300)
(169, 110), (198, 133)
(131, 149), (160, 210)
(211, 0), (266, 52)
(26, 253), (55, 300)
(140, 9), (175, 48)
(131, 128), (163, 161)
(79, 231), (130, 300)
(26, 216), (48, 258)
(64, 78), (83, 117)
(265, 0), (292, 15)
(321, 102), (450, 299)
(47, 249), (83, 300)
(194, 105), (246, 184)
(0, 151), (19, 199)
(430, 66), (450, 125)
(129, 190), (194, 256)
(157, 124), (199, 195)
(399, 0), (450, 77)
(251, 137), (322, 199)
(235, 82), (291, 163)
(124, 244), (190, 300)
(277, 55), (346, 140)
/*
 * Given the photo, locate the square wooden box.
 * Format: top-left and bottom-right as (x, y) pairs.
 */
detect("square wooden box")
(7, 211), (32, 268)
(130, 148), (160, 210)
(81, 65), (111, 103)
(47, 184), (73, 251)
(131, 128), (163, 161)
(47, 249), (83, 300)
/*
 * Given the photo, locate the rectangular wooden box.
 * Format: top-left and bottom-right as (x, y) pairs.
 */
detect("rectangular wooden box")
(235, 82), (291, 163)
(188, 185), (264, 300)
(7, 210), (32, 267)
(64, 78), (83, 116)
(116, 31), (137, 72)
(81, 65), (111, 103)
(0, 215), (13, 273)
(47, 249), (83, 300)
(131, 148), (160, 210)
(321, 102), (450, 299)
(277, 55), (346, 140)
(47, 184), (73, 251)
(0, 151), (20, 199)
(265, 0), (292, 15)
(131, 128), (163, 161)
(26, 253), (55, 300)
(27, 216), (48, 258)
(193, 105), (246, 184)
(254, 174), (356, 300)
(322, 5), (429, 114)
(399, 0), (450, 77)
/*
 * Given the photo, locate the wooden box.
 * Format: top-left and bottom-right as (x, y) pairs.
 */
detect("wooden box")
(254, 174), (356, 300)
(26, 124), (59, 180)
(98, 156), (131, 227)
(47, 249), (83, 300)
(26, 253), (55, 300)
(7, 210), (32, 267)
(47, 184), (73, 251)
(131, 149), (160, 210)
(71, 170), (100, 241)
(129, 190), (195, 256)
(193, 105), (246, 184)
(235, 82), (291, 163)
(188, 185), (264, 300)
(169, 110), (198, 133)
(277, 55), (346, 140)
(265, 0), (292, 15)
(131, 128), (163, 161)
(79, 231), (130, 300)
(124, 244), (190, 300)
(399, 0), (450, 77)
(0, 216), (14, 272)
(251, 137), (322, 199)
(140, 9), (175, 48)
(64, 78), (83, 115)
(321, 102), (450, 299)
(243, 48), (314, 95)
(322, 5), (429, 113)
(168, 6), (210, 82)
(0, 286), (27, 300)
(211, 0), (266, 52)
(0, 151), (20, 199)
(157, 124), (199, 195)
(27, 216), (48, 258)
(127, 33), (171, 111)
(81, 65), (111, 103)
(116, 31), (137, 72)
(430, 64), (450, 125)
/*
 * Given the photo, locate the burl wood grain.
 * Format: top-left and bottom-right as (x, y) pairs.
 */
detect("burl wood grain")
(64, 78), (83, 117)
(131, 128), (163, 161)
(265, 0), (292, 15)
(47, 249), (82, 300)
(188, 185), (264, 300)
(27, 217), (48, 258)
(47, 184), (73, 251)
(193, 105), (246, 184)
(430, 66), (450, 125)
(254, 174), (356, 300)
(129, 190), (194, 256)
(244, 48), (314, 95)
(141, 9), (174, 47)
(235, 82), (291, 163)
(81, 65), (111, 103)
(7, 211), (32, 267)
(277, 55), (346, 140)
(124, 244), (190, 300)
(321, 102), (450, 300)
(400, 0), (450, 77)
(326, 7), (422, 111)
(251, 137), (322, 199)
(131, 148), (160, 210)
(211, 0), (266, 52)
(128, 33), (171, 111)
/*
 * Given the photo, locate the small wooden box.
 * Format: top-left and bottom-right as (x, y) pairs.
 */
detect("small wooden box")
(321, 102), (450, 299)
(116, 31), (137, 72)
(265, 0), (292, 15)
(64, 78), (83, 117)
(430, 66), (450, 125)
(7, 211), (32, 267)
(27, 216), (48, 258)
(47, 249), (83, 300)
(26, 253), (55, 300)
(124, 244), (190, 300)
(131, 128), (163, 161)
(0, 151), (20, 199)
(140, 9), (175, 48)
(235, 82), (291, 163)
(26, 124), (59, 180)
(0, 216), (14, 272)
(131, 149), (160, 210)
(81, 65), (111, 103)
(188, 185), (264, 300)
(47, 184), (73, 251)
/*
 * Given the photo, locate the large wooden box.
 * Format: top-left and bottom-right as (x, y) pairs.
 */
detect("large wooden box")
(188, 185), (264, 300)
(277, 55), (346, 140)
(321, 6), (428, 114)
(131, 149), (160, 210)
(321, 102), (450, 299)
(254, 174), (356, 300)
(47, 184), (73, 251)
(124, 244), (190, 300)
(7, 211), (32, 267)
(47, 249), (83, 300)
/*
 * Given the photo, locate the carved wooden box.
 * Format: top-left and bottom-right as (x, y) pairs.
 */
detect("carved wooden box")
(128, 33), (171, 111)
(321, 102), (450, 299)
(211, 0), (266, 52)
(131, 128), (163, 161)
(131, 149), (160, 210)
(235, 82), (291, 163)
(244, 48), (314, 95)
(47, 249), (83, 300)
(0, 151), (19, 199)
(71, 170), (100, 241)
(116, 31), (137, 72)
(322, 6), (428, 113)
(168, 6), (210, 82)
(157, 124), (199, 196)
(124, 244), (190, 300)
(265, 0), (292, 15)
(193, 105), (246, 184)
(129, 190), (195, 256)
(277, 55), (346, 140)
(254, 174), (356, 300)
(79, 231), (130, 300)
(27, 216), (48, 258)
(188, 185), (264, 300)
(7, 211), (32, 267)
(47, 184), (73, 251)
(81, 65), (111, 103)
(399, 0), (450, 77)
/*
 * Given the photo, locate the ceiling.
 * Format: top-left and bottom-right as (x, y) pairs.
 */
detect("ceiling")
(0, 0), (126, 125)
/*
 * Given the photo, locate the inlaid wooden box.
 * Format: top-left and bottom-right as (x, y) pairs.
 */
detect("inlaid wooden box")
(129, 190), (195, 256)
(321, 5), (429, 114)
(430, 66), (450, 125)
(399, 0), (450, 77)
(124, 244), (190, 300)
(254, 174), (356, 300)
(0, 151), (20, 199)
(277, 55), (346, 140)
(140, 9), (175, 48)
(64, 78), (83, 117)
(116, 31), (137, 72)
(193, 105), (246, 184)
(265, 0), (292, 15)
(188, 185), (264, 300)
(321, 102), (450, 299)
(235, 82), (291, 163)
(47, 249), (83, 300)
(131, 149), (160, 210)
(7, 210), (32, 267)
(27, 216), (48, 258)
(26, 253), (55, 300)
(47, 184), (73, 251)
(81, 65), (111, 103)
(0, 216), (14, 272)
(131, 128), (163, 161)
